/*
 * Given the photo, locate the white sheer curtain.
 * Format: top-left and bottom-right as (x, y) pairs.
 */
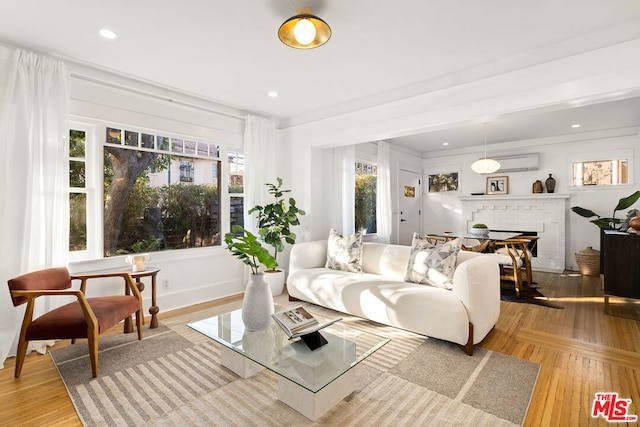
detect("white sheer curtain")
(243, 114), (278, 233)
(376, 140), (392, 243)
(0, 47), (70, 368)
(329, 145), (355, 236)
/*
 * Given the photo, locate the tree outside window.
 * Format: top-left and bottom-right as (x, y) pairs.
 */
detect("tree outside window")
(102, 127), (221, 256)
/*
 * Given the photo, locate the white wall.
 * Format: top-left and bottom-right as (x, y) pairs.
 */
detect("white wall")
(292, 142), (423, 245)
(421, 130), (640, 271)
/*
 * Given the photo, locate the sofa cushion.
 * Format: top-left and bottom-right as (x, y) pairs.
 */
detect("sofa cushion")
(404, 233), (462, 289)
(325, 229), (363, 273)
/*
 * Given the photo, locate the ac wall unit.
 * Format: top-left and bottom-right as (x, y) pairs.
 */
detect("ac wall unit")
(494, 153), (540, 172)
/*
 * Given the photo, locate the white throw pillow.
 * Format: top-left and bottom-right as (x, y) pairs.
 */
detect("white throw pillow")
(404, 233), (462, 289)
(325, 229), (363, 273)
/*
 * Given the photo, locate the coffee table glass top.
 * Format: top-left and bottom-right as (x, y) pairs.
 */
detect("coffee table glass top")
(187, 305), (389, 393)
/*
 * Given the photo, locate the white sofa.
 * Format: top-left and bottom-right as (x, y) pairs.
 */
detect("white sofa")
(287, 240), (500, 355)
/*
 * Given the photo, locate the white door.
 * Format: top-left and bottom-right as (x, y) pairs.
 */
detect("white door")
(399, 169), (421, 245)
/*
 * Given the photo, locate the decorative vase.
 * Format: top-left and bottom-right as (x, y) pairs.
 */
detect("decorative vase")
(545, 174), (556, 193)
(630, 212), (640, 232)
(124, 253), (151, 272)
(532, 180), (543, 194)
(241, 273), (274, 331)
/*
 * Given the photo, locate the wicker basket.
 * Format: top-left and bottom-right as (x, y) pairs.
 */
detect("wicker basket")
(575, 246), (600, 276)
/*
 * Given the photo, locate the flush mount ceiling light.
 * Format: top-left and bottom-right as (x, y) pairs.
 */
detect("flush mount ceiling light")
(278, 8), (331, 49)
(471, 124), (501, 174)
(99, 28), (117, 39)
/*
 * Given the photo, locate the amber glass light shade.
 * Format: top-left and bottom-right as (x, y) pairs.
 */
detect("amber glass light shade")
(278, 14), (331, 49)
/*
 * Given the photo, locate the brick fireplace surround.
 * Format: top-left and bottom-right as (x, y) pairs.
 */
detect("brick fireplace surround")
(460, 194), (570, 273)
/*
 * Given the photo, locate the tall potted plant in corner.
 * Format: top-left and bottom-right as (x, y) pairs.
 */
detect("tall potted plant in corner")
(571, 190), (640, 274)
(571, 191), (640, 230)
(249, 178), (306, 296)
(224, 225), (278, 330)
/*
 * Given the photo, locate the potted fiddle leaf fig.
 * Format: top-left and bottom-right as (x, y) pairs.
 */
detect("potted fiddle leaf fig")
(224, 225), (277, 330)
(224, 225), (277, 275)
(248, 177), (306, 295)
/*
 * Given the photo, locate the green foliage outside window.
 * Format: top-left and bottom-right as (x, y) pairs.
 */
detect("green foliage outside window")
(102, 147), (220, 256)
(355, 174), (377, 233)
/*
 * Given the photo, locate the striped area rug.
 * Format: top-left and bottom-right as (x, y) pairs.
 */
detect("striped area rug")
(51, 296), (539, 426)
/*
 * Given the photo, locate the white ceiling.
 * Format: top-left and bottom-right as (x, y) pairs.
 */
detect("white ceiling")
(1, 0), (640, 154)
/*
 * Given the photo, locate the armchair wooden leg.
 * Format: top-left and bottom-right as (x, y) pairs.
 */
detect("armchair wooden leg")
(87, 327), (99, 378)
(14, 339), (28, 378)
(136, 309), (143, 340)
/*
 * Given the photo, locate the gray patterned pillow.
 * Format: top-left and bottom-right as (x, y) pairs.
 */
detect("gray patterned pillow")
(325, 229), (363, 273)
(404, 233), (462, 289)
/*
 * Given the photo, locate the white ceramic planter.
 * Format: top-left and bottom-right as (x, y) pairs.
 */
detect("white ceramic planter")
(470, 228), (489, 236)
(263, 269), (286, 296)
(242, 273), (274, 330)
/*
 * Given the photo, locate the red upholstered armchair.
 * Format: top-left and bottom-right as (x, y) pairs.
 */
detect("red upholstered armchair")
(8, 267), (143, 378)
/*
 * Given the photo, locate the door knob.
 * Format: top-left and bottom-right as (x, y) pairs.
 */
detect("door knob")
(400, 219), (407, 222)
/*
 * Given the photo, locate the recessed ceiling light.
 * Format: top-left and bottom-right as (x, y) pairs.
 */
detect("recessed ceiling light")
(99, 29), (117, 39)
(571, 124), (581, 128)
(268, 91), (278, 98)
(442, 142), (449, 146)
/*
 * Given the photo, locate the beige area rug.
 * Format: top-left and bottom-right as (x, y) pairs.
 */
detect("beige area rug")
(50, 296), (540, 426)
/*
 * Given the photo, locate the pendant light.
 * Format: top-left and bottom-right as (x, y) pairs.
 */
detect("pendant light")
(278, 8), (331, 49)
(471, 124), (500, 174)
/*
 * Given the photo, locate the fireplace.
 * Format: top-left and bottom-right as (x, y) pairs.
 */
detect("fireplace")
(460, 194), (570, 273)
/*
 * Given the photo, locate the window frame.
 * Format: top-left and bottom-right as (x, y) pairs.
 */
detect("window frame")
(68, 121), (100, 262)
(568, 148), (634, 191)
(69, 118), (237, 262)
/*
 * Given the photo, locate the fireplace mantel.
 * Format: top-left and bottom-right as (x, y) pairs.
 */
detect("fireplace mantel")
(459, 194), (570, 202)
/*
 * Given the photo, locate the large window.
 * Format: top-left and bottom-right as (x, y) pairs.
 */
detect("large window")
(355, 160), (377, 234)
(102, 127), (221, 256)
(68, 120), (246, 260)
(573, 159), (628, 186)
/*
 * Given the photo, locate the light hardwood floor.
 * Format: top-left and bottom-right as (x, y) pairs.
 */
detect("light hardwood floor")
(2, 273), (639, 426)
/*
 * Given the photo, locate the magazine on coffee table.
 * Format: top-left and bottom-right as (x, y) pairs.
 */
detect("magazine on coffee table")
(272, 306), (342, 339)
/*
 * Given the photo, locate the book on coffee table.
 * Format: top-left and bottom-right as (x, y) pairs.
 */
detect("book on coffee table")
(272, 306), (342, 339)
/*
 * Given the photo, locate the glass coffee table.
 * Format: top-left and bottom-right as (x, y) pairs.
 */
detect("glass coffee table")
(188, 305), (389, 421)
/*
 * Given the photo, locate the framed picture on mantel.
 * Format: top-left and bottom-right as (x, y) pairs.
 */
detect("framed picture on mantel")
(487, 176), (508, 195)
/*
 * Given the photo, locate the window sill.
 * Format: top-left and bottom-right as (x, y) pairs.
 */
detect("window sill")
(568, 183), (634, 192)
(69, 245), (225, 269)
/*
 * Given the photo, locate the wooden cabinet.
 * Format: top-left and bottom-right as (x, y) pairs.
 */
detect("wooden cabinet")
(602, 232), (640, 313)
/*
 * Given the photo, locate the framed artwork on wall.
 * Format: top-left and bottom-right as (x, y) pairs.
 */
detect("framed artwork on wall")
(428, 172), (459, 192)
(404, 186), (416, 197)
(486, 176), (508, 195)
